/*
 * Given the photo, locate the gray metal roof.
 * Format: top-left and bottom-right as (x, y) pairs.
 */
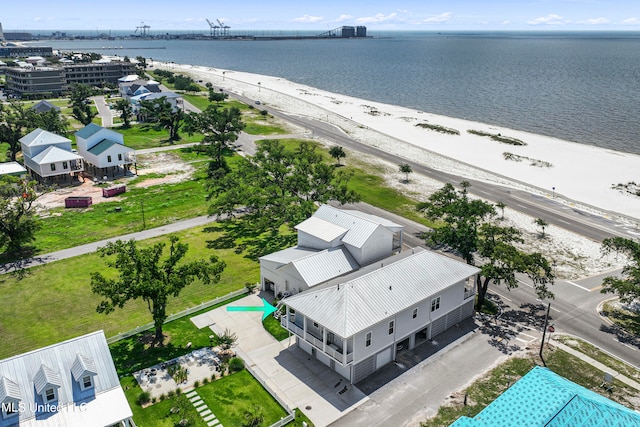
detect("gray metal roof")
(34, 364), (61, 394)
(74, 123), (103, 139)
(295, 216), (348, 243)
(284, 248), (480, 337)
(313, 205), (386, 249)
(287, 246), (359, 287)
(260, 246), (319, 265)
(71, 354), (97, 381)
(19, 128), (71, 147)
(31, 146), (83, 164)
(0, 377), (20, 402)
(0, 330), (125, 423)
(340, 208), (404, 232)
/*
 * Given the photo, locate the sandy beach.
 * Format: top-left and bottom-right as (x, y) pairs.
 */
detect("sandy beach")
(160, 62), (640, 225)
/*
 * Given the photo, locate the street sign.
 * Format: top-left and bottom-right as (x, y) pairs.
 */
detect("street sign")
(548, 325), (555, 333)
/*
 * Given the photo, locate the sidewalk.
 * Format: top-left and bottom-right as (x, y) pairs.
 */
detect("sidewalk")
(552, 339), (640, 391)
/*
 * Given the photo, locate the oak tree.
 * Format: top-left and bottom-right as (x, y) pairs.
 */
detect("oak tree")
(600, 237), (640, 303)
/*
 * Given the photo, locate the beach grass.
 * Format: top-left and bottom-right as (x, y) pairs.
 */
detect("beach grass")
(416, 122), (460, 135)
(468, 129), (526, 146)
(0, 225), (260, 359)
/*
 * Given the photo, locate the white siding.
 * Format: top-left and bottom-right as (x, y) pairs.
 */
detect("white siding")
(351, 318), (395, 364)
(357, 226), (395, 266)
(297, 230), (342, 250)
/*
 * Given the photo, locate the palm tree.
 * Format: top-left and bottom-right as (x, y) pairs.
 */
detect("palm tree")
(399, 163), (412, 183)
(329, 145), (346, 166)
(534, 218), (549, 238)
(496, 201), (506, 220)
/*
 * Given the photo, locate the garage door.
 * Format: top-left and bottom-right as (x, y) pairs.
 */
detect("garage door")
(375, 346), (393, 369)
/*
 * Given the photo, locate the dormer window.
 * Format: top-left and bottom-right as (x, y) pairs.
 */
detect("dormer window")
(0, 376), (21, 419)
(82, 375), (93, 390)
(44, 388), (56, 402)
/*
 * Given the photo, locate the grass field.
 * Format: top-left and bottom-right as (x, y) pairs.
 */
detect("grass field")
(114, 124), (205, 150)
(123, 370), (289, 427)
(0, 225), (260, 359)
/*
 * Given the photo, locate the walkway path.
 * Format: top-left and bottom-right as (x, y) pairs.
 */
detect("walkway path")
(92, 96), (113, 127)
(0, 215), (218, 274)
(186, 390), (223, 427)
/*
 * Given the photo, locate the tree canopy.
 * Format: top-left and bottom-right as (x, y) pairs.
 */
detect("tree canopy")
(399, 163), (413, 183)
(68, 83), (98, 126)
(114, 98), (133, 128)
(139, 97), (184, 141)
(0, 101), (34, 161)
(329, 145), (346, 166)
(418, 182), (554, 309)
(600, 237), (640, 303)
(90, 236), (226, 342)
(209, 140), (360, 234)
(0, 176), (41, 257)
(184, 104), (244, 169)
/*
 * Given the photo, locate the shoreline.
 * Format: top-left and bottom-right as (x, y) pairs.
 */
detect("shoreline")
(157, 61), (640, 223)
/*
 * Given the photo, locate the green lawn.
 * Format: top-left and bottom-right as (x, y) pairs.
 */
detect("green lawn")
(198, 370), (289, 426)
(0, 225), (260, 359)
(114, 124), (205, 150)
(263, 315), (289, 341)
(124, 370), (288, 427)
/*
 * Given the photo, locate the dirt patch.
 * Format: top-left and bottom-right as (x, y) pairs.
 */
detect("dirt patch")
(36, 150), (195, 211)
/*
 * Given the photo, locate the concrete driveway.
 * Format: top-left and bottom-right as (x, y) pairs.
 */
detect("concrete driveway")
(191, 294), (368, 427)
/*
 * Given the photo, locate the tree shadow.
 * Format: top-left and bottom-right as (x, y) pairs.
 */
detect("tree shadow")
(599, 324), (640, 349)
(501, 302), (550, 330)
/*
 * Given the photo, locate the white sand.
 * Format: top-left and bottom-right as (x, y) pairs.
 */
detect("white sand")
(150, 62), (637, 278)
(162, 62), (640, 224)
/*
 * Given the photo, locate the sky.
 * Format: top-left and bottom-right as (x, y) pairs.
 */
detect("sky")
(4, 0), (640, 32)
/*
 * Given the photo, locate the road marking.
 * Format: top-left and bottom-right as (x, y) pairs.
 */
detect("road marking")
(615, 339), (637, 351)
(517, 279), (533, 288)
(565, 280), (591, 292)
(550, 306), (561, 313)
(590, 285), (603, 292)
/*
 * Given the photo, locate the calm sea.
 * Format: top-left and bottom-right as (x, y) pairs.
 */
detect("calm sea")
(34, 31), (640, 155)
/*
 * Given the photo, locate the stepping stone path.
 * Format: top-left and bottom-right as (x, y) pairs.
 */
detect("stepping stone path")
(186, 390), (223, 427)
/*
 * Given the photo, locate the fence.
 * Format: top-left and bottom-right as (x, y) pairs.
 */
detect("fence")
(106, 288), (249, 344)
(244, 361), (296, 426)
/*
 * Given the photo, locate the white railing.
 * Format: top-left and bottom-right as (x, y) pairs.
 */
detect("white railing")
(287, 323), (304, 337)
(305, 334), (323, 349)
(106, 288), (249, 344)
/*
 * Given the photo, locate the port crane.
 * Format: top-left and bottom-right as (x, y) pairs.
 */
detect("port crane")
(216, 19), (230, 37)
(135, 22), (150, 37)
(205, 19), (220, 37)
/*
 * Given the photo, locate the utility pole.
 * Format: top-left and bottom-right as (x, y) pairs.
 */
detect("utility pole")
(141, 201), (146, 230)
(539, 303), (551, 367)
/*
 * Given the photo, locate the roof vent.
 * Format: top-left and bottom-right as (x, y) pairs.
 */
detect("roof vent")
(389, 285), (392, 291)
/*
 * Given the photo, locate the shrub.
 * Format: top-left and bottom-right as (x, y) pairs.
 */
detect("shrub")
(193, 380), (200, 388)
(167, 390), (176, 399)
(229, 357), (245, 372)
(159, 393), (166, 401)
(136, 391), (151, 406)
(203, 377), (209, 384)
(176, 387), (182, 395)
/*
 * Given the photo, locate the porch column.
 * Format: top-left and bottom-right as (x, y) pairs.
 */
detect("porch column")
(409, 334), (416, 350)
(284, 306), (290, 329)
(303, 316), (307, 341)
(322, 327), (327, 353)
(342, 336), (347, 365)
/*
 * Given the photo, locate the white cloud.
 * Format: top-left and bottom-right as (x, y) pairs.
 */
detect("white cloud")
(336, 14), (353, 22)
(33, 16), (55, 22)
(356, 13), (398, 24)
(421, 12), (453, 24)
(502, 20), (511, 25)
(578, 17), (610, 25)
(622, 17), (640, 25)
(293, 15), (324, 23)
(527, 14), (568, 25)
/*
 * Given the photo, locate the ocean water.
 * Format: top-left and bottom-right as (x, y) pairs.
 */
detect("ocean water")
(35, 31), (640, 155)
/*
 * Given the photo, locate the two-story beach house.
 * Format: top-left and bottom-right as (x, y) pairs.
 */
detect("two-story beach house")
(0, 330), (134, 427)
(75, 123), (135, 179)
(19, 128), (84, 185)
(279, 247), (479, 384)
(259, 204), (404, 298)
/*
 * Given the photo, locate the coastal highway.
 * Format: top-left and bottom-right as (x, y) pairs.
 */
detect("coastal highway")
(233, 90), (639, 243)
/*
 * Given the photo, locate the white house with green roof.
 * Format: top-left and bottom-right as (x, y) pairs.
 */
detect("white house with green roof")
(279, 247), (479, 383)
(75, 123), (135, 179)
(19, 128), (84, 184)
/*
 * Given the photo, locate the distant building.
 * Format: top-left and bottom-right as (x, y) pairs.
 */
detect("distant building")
(1, 32), (35, 41)
(30, 99), (61, 113)
(5, 61), (136, 97)
(0, 46), (51, 58)
(451, 366), (640, 426)
(118, 75), (162, 99)
(0, 330), (134, 427)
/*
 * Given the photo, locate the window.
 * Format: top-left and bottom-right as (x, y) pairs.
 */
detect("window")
(412, 308), (418, 319)
(365, 332), (372, 347)
(431, 296), (441, 312)
(45, 388), (56, 402)
(313, 322), (318, 328)
(82, 375), (93, 389)
(118, 153), (122, 161)
(50, 163), (56, 171)
(2, 401), (17, 415)
(107, 155), (112, 163)
(62, 161), (68, 170)
(388, 320), (394, 335)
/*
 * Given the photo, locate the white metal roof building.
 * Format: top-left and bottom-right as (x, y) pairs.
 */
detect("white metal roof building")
(280, 247), (479, 383)
(0, 331), (133, 427)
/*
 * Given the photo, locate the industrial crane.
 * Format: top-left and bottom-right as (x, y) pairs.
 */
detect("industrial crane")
(216, 19), (230, 37)
(205, 18), (220, 37)
(135, 22), (150, 37)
